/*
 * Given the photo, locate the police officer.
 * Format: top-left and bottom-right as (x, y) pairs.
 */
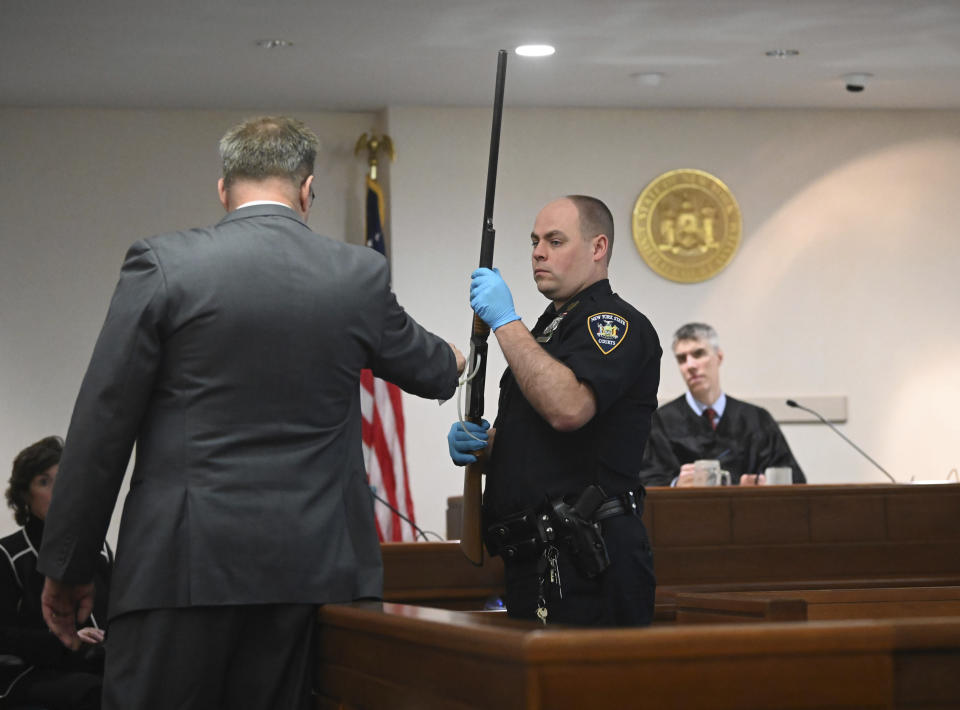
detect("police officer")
(448, 195), (661, 626)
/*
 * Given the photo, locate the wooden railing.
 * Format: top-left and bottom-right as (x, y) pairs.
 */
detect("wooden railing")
(315, 484), (960, 709)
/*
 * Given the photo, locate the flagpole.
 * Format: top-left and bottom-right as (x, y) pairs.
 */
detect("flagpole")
(355, 133), (415, 542)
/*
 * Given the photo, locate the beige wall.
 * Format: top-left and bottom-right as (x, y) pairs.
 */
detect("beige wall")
(2, 106), (959, 542)
(386, 106), (960, 538)
(0, 108), (375, 540)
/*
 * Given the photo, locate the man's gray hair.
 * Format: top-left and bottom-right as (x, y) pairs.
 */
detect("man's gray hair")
(672, 322), (720, 351)
(219, 116), (319, 188)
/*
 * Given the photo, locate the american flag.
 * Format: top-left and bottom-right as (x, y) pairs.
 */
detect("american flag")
(360, 175), (418, 541)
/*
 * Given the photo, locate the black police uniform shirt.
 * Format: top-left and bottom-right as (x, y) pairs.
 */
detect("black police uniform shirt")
(484, 279), (662, 520)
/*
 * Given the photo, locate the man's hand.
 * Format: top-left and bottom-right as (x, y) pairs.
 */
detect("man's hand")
(739, 473), (766, 486)
(448, 342), (466, 375)
(42, 577), (95, 650)
(77, 627), (105, 645)
(470, 268), (520, 331)
(675, 463), (698, 487)
(447, 420), (490, 466)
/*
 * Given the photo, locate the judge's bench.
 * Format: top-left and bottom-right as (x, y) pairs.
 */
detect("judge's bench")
(315, 483), (960, 709)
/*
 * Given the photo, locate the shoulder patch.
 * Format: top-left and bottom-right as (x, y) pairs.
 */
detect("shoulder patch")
(588, 312), (628, 354)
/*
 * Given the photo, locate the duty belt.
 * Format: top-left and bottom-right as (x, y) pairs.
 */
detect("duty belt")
(593, 489), (643, 521)
(485, 485), (645, 578)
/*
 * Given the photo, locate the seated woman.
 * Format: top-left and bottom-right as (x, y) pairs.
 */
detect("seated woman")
(0, 436), (112, 710)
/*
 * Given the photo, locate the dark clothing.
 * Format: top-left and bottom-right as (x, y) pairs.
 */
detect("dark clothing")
(486, 280), (662, 516)
(639, 395), (806, 486)
(501, 512), (656, 626)
(0, 516), (111, 708)
(104, 605), (315, 710)
(35, 203), (459, 706)
(38, 203), (457, 616)
(3, 668), (101, 710)
(485, 279), (661, 626)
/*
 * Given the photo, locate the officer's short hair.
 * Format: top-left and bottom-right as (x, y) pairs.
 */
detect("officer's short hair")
(566, 195), (614, 264)
(672, 322), (720, 352)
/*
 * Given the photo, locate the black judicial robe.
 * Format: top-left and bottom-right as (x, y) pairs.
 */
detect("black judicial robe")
(638, 395), (805, 486)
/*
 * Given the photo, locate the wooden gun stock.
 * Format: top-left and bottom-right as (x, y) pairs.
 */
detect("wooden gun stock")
(460, 461), (485, 565)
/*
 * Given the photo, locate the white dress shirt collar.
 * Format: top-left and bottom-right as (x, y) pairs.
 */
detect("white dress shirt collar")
(685, 390), (727, 420)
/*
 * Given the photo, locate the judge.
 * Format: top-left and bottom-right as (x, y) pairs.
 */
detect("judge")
(639, 322), (805, 487)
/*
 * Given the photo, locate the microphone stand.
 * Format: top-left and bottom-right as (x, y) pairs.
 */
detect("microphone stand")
(368, 487), (442, 542)
(785, 399), (897, 484)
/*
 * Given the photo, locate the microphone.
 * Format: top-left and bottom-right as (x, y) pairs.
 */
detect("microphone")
(785, 399), (897, 484)
(368, 486), (444, 542)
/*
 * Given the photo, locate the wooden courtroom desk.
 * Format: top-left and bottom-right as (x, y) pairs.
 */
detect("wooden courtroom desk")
(409, 484), (960, 613)
(315, 601), (960, 709)
(675, 587), (960, 624)
(332, 485), (960, 709)
(381, 539), (504, 611)
(645, 483), (960, 593)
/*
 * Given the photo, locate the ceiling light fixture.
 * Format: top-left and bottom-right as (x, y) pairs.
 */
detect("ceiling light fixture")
(765, 49), (800, 57)
(256, 39), (294, 49)
(632, 72), (664, 87)
(842, 72), (873, 93)
(515, 44), (555, 58)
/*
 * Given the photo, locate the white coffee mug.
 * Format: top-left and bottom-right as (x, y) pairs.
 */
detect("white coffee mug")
(763, 466), (793, 485)
(693, 459), (721, 486)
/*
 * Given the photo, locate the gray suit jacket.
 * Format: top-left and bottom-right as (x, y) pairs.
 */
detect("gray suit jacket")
(37, 204), (457, 620)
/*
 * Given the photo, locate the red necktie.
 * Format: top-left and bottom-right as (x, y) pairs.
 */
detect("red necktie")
(705, 407), (718, 430)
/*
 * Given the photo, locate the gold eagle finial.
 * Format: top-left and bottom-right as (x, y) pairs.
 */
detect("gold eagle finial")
(354, 133), (396, 182)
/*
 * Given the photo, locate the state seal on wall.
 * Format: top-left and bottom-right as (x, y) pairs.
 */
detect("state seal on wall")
(631, 169), (741, 283)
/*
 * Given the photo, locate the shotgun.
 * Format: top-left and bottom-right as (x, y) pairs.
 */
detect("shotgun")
(460, 49), (507, 565)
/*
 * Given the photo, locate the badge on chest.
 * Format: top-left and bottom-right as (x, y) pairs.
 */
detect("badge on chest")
(535, 315), (565, 343)
(535, 300), (579, 343)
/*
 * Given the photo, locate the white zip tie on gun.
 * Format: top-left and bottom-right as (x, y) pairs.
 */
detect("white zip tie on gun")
(456, 341), (486, 442)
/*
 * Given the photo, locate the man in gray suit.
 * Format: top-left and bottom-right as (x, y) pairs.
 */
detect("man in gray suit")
(36, 116), (463, 709)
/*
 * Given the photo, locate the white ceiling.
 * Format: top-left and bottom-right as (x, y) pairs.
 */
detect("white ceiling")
(3, 0), (960, 111)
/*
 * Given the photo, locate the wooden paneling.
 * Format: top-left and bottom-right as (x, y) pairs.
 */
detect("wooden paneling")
(886, 494), (960, 540)
(361, 485), (960, 709)
(380, 542), (504, 610)
(427, 485), (960, 612)
(649, 497), (732, 545)
(731, 495), (811, 542)
(674, 592), (807, 623)
(675, 587), (960, 624)
(315, 602), (960, 709)
(894, 650), (960, 709)
(809, 495), (887, 542)
(648, 484), (960, 595)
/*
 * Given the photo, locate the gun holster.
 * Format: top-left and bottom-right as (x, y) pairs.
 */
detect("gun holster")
(547, 484), (611, 578)
(485, 485), (615, 577)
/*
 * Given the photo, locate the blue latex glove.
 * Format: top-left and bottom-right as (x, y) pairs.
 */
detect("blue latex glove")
(470, 268), (520, 331)
(447, 420), (490, 466)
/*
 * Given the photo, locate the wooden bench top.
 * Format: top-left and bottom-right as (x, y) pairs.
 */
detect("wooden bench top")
(316, 601), (960, 709)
